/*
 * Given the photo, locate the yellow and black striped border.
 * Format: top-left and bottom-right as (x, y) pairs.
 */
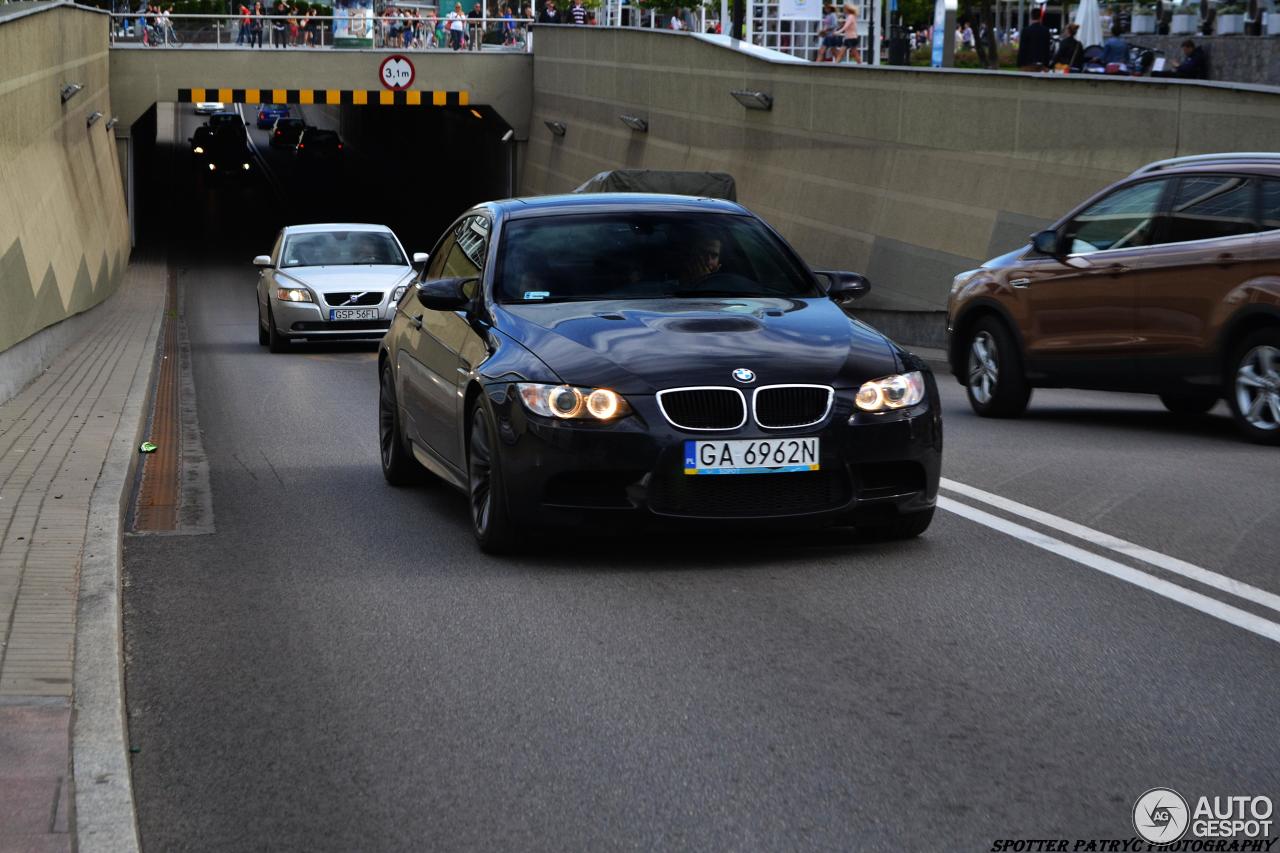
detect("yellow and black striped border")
(178, 87), (470, 107)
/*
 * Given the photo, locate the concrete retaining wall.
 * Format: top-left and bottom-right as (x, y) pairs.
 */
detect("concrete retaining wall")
(0, 2), (131, 356)
(522, 27), (1280, 344)
(1129, 34), (1280, 87)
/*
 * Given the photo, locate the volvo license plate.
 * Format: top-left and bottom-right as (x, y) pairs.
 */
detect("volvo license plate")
(684, 438), (819, 475)
(330, 307), (379, 321)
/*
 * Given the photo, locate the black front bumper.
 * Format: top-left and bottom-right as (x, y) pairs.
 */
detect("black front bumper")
(483, 381), (942, 531)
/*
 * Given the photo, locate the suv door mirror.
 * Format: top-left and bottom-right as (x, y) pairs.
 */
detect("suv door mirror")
(412, 252), (429, 267)
(416, 277), (475, 311)
(253, 255), (273, 267)
(1031, 229), (1062, 257)
(815, 270), (871, 301)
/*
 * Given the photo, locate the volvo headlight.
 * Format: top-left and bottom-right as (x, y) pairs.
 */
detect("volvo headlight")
(854, 371), (926, 412)
(275, 287), (313, 303)
(516, 383), (631, 421)
(193, 145), (204, 154)
(391, 285), (407, 303)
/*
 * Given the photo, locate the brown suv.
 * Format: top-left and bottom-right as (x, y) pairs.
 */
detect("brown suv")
(947, 153), (1280, 444)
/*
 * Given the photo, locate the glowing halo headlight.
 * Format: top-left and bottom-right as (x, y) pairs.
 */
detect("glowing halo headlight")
(516, 383), (631, 421)
(854, 371), (926, 412)
(548, 385), (584, 419)
(275, 287), (313, 303)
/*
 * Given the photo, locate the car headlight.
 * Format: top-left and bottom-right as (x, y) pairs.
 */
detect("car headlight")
(854, 371), (926, 412)
(207, 163), (216, 171)
(391, 285), (407, 303)
(275, 287), (313, 303)
(516, 383), (631, 421)
(242, 162), (251, 171)
(193, 146), (204, 154)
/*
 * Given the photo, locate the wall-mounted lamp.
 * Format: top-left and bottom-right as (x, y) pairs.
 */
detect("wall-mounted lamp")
(105, 116), (119, 131)
(60, 83), (84, 103)
(500, 129), (515, 143)
(544, 120), (567, 137)
(729, 89), (773, 111)
(618, 114), (649, 133)
(86, 111), (103, 128)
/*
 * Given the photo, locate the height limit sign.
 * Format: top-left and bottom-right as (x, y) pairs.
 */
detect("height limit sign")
(379, 55), (415, 90)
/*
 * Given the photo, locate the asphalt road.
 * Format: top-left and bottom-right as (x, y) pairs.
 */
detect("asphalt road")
(121, 109), (1280, 851)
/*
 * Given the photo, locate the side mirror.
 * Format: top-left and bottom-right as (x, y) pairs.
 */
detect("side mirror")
(412, 252), (429, 267)
(253, 255), (273, 267)
(415, 276), (475, 311)
(815, 270), (871, 301)
(1031, 229), (1062, 257)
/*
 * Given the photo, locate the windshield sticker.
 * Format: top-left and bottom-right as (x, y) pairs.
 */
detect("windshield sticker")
(523, 291), (551, 300)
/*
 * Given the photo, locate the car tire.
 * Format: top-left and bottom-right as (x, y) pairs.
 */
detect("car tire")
(1226, 329), (1280, 445)
(1158, 391), (1217, 416)
(257, 304), (269, 346)
(857, 507), (935, 542)
(267, 306), (289, 353)
(964, 317), (1031, 418)
(467, 400), (519, 555)
(379, 362), (427, 486)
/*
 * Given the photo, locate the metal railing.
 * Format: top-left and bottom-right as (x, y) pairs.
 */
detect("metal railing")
(108, 13), (534, 51)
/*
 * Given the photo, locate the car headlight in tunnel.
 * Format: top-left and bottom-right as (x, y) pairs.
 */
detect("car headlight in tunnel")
(854, 371), (926, 412)
(207, 163), (216, 171)
(193, 146), (204, 154)
(516, 384), (631, 421)
(276, 287), (313, 303)
(242, 162), (251, 171)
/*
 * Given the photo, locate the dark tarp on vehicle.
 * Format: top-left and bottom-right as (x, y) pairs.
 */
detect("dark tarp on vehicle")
(572, 170), (737, 202)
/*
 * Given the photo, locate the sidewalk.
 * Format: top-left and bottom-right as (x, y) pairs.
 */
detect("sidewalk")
(0, 257), (165, 853)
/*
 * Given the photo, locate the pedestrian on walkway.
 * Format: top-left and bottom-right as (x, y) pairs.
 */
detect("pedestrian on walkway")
(536, 0), (560, 23)
(567, 0), (587, 25)
(447, 2), (467, 49)
(830, 3), (859, 63)
(236, 1), (250, 44)
(815, 3), (838, 61)
(250, 1), (264, 47)
(272, 0), (288, 47)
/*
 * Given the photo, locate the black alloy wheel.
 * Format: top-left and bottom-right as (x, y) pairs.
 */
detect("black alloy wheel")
(467, 401), (518, 554)
(379, 363), (426, 485)
(964, 317), (1031, 418)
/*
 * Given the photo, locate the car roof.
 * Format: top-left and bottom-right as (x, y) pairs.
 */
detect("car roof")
(485, 193), (750, 219)
(283, 223), (395, 235)
(1131, 153), (1280, 177)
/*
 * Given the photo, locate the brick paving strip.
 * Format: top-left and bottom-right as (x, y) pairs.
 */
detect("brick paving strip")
(0, 255), (166, 853)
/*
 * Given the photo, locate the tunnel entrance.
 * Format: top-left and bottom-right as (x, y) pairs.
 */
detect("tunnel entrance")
(131, 100), (515, 263)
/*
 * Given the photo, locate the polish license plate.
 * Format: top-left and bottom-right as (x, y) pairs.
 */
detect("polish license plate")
(330, 307), (380, 321)
(684, 438), (820, 475)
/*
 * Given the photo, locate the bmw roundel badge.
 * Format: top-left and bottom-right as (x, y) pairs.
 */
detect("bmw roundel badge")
(732, 368), (755, 384)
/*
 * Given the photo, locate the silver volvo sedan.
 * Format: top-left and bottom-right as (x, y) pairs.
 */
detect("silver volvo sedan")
(254, 223), (425, 352)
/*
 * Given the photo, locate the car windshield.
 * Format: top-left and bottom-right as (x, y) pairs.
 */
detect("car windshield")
(493, 211), (822, 303)
(280, 231), (406, 268)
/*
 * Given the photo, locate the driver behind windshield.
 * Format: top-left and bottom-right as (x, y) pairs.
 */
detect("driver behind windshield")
(675, 231), (723, 288)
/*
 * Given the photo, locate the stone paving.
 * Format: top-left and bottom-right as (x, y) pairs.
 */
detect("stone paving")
(0, 257), (164, 853)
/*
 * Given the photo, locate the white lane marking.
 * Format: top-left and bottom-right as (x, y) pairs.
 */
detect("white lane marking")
(937, 496), (1280, 646)
(940, 477), (1280, 617)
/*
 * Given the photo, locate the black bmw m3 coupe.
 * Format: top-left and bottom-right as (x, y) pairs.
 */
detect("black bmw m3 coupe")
(378, 194), (942, 553)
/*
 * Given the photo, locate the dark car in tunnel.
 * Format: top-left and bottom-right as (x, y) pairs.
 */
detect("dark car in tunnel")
(294, 128), (343, 165)
(378, 194), (943, 553)
(269, 117), (308, 149)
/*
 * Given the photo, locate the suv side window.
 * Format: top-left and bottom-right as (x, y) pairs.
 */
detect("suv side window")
(1062, 179), (1170, 255)
(1165, 176), (1257, 243)
(1260, 180), (1280, 231)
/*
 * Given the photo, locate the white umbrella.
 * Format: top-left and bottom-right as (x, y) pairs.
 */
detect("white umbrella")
(1074, 0), (1103, 47)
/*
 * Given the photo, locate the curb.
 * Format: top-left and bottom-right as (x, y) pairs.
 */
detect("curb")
(71, 268), (165, 853)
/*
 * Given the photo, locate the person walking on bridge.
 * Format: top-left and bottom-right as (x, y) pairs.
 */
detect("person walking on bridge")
(830, 3), (860, 63)
(447, 2), (467, 50)
(271, 0), (288, 47)
(250, 1), (264, 46)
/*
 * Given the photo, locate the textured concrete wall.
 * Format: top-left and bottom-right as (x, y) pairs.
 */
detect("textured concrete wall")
(110, 48), (534, 134)
(1130, 34), (1280, 86)
(0, 3), (131, 354)
(522, 27), (1280, 329)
